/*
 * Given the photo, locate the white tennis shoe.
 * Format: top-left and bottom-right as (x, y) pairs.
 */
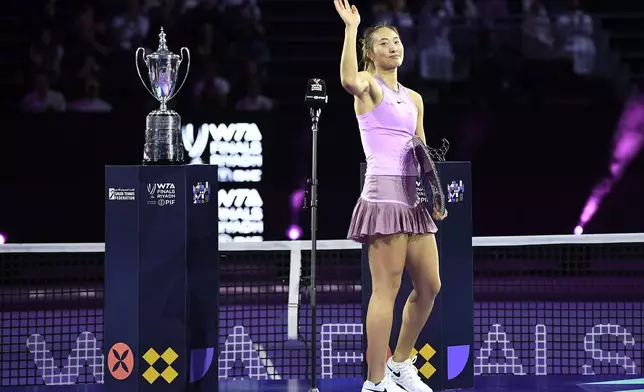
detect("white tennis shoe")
(361, 374), (407, 392)
(385, 356), (433, 392)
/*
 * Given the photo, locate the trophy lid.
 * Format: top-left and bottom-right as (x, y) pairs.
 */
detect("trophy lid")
(146, 28), (180, 60)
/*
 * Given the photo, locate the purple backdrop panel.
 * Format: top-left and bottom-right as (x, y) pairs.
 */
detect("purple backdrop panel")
(1, 302), (642, 386)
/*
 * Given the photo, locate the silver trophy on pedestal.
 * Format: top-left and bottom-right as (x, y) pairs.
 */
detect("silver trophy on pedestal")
(136, 27), (190, 164)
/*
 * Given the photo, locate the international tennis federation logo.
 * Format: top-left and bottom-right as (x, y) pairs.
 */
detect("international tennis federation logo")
(447, 181), (464, 203)
(193, 181), (210, 204)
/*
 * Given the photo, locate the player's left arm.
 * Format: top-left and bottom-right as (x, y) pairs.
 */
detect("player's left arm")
(407, 88), (426, 144)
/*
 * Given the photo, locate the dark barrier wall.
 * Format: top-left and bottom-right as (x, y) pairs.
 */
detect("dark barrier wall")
(0, 111), (286, 243)
(1, 105), (643, 242)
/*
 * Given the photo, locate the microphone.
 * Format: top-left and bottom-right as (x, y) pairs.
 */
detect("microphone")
(305, 78), (328, 109)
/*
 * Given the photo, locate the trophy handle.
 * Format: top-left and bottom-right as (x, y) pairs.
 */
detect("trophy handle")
(135, 47), (156, 99)
(168, 47), (191, 102)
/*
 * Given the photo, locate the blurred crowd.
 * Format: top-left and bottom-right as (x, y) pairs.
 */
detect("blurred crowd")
(20, 0), (602, 114)
(370, 0), (597, 82)
(22, 0), (274, 114)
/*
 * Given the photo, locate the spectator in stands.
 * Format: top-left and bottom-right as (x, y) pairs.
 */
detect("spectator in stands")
(371, 1), (388, 22)
(243, 60), (263, 82)
(186, 0), (225, 29)
(555, 0), (595, 75)
(521, 0), (554, 59)
(75, 54), (102, 82)
(69, 5), (110, 58)
(21, 73), (67, 113)
(229, 19), (270, 69)
(193, 60), (231, 108)
(373, 0), (416, 76)
(194, 23), (227, 69)
(231, 60), (265, 92)
(148, 0), (182, 38)
(29, 28), (64, 79)
(445, 0), (479, 21)
(417, 0), (454, 81)
(41, 0), (59, 24)
(112, 0), (151, 51)
(224, 0), (263, 23)
(16, 0), (269, 114)
(475, 0), (508, 27)
(182, 0), (199, 10)
(522, 0), (532, 11)
(526, 0), (564, 15)
(238, 0), (266, 35)
(143, 0), (162, 11)
(181, 0), (198, 12)
(194, 79), (230, 111)
(69, 77), (113, 113)
(220, 0), (260, 10)
(235, 78), (273, 111)
(224, 0), (265, 72)
(240, 0), (263, 21)
(472, 28), (519, 104)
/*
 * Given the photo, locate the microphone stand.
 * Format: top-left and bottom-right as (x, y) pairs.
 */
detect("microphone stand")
(308, 106), (321, 392)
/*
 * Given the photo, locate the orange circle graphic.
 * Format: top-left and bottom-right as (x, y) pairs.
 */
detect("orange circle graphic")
(108, 342), (134, 380)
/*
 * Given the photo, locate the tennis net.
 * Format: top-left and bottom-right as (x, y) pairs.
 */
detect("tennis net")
(0, 233), (643, 385)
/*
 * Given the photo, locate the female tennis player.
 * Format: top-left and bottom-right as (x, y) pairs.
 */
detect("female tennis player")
(334, 1), (447, 391)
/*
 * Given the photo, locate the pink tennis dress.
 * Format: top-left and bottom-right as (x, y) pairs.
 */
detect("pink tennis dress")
(347, 75), (438, 243)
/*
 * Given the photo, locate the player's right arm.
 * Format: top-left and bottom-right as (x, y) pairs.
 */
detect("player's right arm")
(334, 0), (371, 97)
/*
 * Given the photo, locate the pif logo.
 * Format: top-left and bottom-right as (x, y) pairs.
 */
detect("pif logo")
(108, 342), (134, 380)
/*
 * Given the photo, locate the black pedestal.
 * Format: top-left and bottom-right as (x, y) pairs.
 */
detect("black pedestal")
(104, 165), (219, 392)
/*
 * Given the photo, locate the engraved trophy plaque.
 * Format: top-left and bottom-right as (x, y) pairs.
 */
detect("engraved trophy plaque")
(136, 27), (190, 164)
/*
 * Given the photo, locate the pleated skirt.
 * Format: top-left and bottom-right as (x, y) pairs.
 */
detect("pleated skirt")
(347, 175), (438, 243)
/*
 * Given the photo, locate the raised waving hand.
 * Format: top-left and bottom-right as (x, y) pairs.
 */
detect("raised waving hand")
(333, 0), (361, 27)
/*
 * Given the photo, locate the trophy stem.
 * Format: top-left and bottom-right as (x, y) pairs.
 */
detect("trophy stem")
(159, 102), (167, 111)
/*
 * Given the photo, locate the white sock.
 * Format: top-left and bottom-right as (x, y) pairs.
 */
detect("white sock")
(390, 357), (405, 365)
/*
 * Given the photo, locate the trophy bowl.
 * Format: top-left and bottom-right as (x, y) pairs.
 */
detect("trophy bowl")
(136, 27), (191, 165)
